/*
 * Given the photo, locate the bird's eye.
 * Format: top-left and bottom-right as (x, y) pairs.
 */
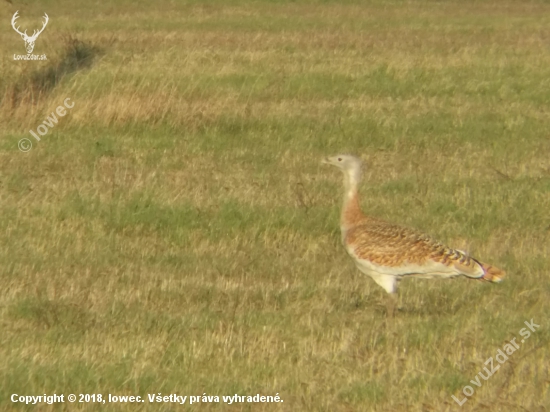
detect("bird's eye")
(338, 158), (342, 161)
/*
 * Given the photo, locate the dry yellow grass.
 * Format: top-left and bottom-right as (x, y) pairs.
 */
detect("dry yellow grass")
(1, 1), (549, 411)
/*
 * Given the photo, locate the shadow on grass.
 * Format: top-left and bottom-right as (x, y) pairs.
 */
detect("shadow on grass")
(2, 35), (103, 109)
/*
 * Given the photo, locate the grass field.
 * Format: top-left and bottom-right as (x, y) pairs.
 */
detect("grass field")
(1, 1), (549, 410)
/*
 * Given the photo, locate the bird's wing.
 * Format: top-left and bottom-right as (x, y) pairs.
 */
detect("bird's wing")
(344, 219), (484, 279)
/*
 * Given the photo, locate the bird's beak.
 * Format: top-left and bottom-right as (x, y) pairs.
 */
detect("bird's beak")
(321, 157), (330, 165)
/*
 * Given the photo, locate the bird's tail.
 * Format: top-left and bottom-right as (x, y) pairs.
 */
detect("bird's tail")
(480, 263), (505, 283)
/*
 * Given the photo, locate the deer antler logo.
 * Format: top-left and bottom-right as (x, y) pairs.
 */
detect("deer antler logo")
(11, 11), (49, 54)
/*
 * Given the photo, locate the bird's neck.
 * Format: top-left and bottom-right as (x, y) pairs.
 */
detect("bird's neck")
(341, 170), (364, 230)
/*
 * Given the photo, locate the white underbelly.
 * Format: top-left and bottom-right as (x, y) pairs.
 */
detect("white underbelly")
(353, 255), (463, 280)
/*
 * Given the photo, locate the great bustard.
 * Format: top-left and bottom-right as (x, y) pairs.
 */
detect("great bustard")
(323, 154), (505, 314)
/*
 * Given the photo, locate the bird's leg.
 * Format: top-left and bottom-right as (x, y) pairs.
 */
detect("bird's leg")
(386, 293), (398, 318)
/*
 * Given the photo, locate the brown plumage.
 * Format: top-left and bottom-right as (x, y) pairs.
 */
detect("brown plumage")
(323, 154), (505, 306)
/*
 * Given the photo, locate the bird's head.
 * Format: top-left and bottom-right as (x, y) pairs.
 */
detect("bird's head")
(322, 154), (362, 176)
(322, 154), (363, 195)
